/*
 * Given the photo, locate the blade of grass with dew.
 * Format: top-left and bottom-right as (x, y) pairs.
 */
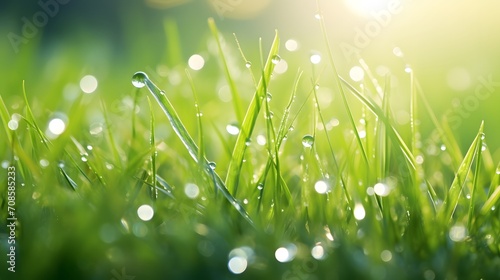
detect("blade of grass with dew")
(69, 136), (96, 184)
(234, 33), (257, 87)
(155, 174), (175, 199)
(127, 88), (142, 162)
(437, 121), (484, 225)
(208, 18), (244, 124)
(185, 69), (205, 166)
(59, 167), (78, 191)
(131, 71), (254, 226)
(468, 123), (484, 232)
(339, 77), (417, 170)
(148, 97), (158, 201)
(224, 30), (279, 196)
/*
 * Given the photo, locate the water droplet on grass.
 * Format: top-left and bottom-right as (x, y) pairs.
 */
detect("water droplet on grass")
(271, 55), (281, 64)
(132, 72), (148, 88)
(245, 138), (252, 146)
(245, 61), (252, 68)
(266, 92), (272, 102)
(208, 162), (216, 170)
(302, 135), (314, 148)
(481, 143), (487, 151)
(257, 183), (264, 190)
(440, 144), (447, 151)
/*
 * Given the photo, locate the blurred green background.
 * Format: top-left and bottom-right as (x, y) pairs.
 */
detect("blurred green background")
(1, 0), (499, 157)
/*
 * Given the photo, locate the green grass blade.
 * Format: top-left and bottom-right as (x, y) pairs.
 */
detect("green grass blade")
(340, 77), (417, 170)
(224, 30), (280, 196)
(59, 167), (78, 191)
(316, 10), (369, 172)
(481, 185), (500, 215)
(185, 69), (205, 165)
(0, 94), (13, 144)
(438, 121), (484, 224)
(208, 18), (244, 124)
(468, 122), (483, 231)
(148, 97), (158, 201)
(132, 71), (254, 226)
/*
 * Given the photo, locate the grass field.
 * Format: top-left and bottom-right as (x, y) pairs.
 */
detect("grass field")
(1, 1), (500, 279)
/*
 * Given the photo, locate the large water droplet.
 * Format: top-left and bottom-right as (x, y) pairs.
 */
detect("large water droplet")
(132, 72), (148, 88)
(245, 61), (252, 68)
(302, 135), (314, 148)
(271, 55), (281, 64)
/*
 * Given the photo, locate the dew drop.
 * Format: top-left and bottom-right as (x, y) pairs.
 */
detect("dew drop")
(302, 135), (314, 148)
(271, 55), (281, 64)
(257, 183), (264, 190)
(266, 92), (273, 102)
(245, 138), (252, 146)
(208, 162), (216, 170)
(245, 61), (252, 68)
(440, 144), (447, 151)
(132, 71), (148, 88)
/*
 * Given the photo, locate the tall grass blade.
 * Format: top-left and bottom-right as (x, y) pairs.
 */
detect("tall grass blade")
(132, 72), (254, 226)
(438, 122), (484, 224)
(224, 30), (280, 196)
(148, 97), (158, 201)
(208, 18), (244, 124)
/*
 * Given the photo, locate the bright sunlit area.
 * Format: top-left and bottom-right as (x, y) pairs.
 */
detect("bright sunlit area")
(1, 0), (500, 279)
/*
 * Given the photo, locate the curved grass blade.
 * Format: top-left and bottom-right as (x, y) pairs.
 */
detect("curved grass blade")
(131, 71), (254, 227)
